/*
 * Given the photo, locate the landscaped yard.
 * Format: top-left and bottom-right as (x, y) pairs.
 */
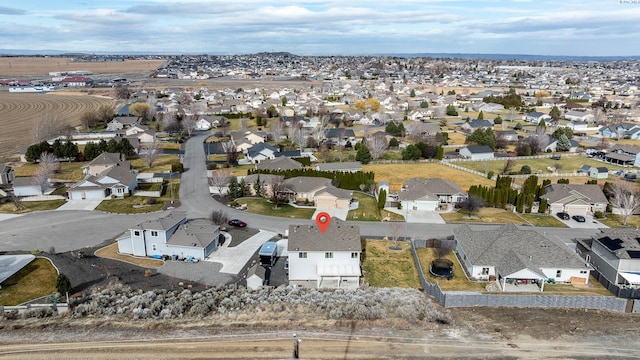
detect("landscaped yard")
(0, 257), (57, 306)
(0, 199), (66, 214)
(13, 161), (86, 181)
(416, 247), (486, 292)
(130, 154), (179, 173)
(237, 197), (316, 219)
(441, 207), (528, 224)
(363, 162), (494, 192)
(519, 213), (567, 227)
(95, 243), (164, 268)
(95, 181), (179, 214)
(362, 240), (420, 288)
(137, 182), (163, 192)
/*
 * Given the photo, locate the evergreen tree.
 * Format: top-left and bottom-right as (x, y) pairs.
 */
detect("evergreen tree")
(477, 111), (484, 120)
(435, 146), (444, 160)
(52, 139), (64, 158)
(227, 177), (240, 199)
(355, 143), (372, 164)
(62, 140), (79, 161)
(556, 134), (571, 152)
(253, 175), (262, 197)
(402, 144), (421, 160)
(239, 178), (250, 198)
(515, 194), (524, 213)
(538, 198), (548, 213)
(56, 273), (72, 295)
(378, 188), (387, 210)
(118, 138), (136, 158)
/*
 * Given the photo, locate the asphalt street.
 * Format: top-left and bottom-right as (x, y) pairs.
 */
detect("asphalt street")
(0, 134), (603, 253)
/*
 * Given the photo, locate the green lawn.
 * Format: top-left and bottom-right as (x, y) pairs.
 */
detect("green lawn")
(362, 240), (420, 288)
(96, 181), (179, 214)
(348, 192), (381, 221)
(237, 197), (316, 219)
(0, 257), (58, 305)
(519, 213), (567, 227)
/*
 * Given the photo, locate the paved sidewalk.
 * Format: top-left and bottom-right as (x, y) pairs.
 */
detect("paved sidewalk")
(205, 230), (277, 274)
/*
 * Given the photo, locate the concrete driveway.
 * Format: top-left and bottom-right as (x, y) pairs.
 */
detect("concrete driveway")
(383, 207), (446, 224)
(561, 215), (608, 229)
(56, 200), (102, 211)
(312, 207), (349, 221)
(205, 230), (277, 274)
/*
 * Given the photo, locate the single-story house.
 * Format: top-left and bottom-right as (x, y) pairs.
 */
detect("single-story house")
(282, 177), (352, 209)
(454, 223), (591, 291)
(564, 111), (594, 122)
(459, 145), (494, 160)
(117, 211), (220, 261)
(398, 178), (466, 211)
(496, 130), (519, 142)
(287, 219), (362, 289)
(195, 118), (212, 131)
(69, 152), (137, 200)
(526, 111), (551, 124)
(604, 144), (640, 167)
(315, 161), (362, 173)
(255, 157), (303, 171)
(541, 183), (608, 216)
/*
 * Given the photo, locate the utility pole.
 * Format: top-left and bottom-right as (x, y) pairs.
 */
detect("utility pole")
(169, 171), (173, 204)
(292, 333), (301, 359)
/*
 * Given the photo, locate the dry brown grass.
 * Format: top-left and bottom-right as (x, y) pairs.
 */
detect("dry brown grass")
(441, 207), (528, 224)
(362, 240), (420, 288)
(416, 248), (487, 292)
(95, 243), (164, 269)
(363, 162), (494, 192)
(0, 58), (163, 76)
(0, 92), (115, 157)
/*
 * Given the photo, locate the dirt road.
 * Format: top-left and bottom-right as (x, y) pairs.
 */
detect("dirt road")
(2, 306), (640, 359)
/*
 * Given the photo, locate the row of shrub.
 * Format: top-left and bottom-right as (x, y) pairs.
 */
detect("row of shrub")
(34, 284), (452, 324)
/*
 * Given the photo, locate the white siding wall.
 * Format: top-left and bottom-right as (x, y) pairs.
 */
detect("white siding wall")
(540, 268), (590, 284)
(288, 250), (361, 286)
(470, 265), (495, 281)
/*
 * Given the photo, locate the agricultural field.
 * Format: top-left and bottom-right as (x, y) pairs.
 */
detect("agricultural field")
(0, 92), (115, 158)
(0, 57), (163, 76)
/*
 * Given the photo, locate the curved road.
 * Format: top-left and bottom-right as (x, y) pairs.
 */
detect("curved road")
(0, 134), (601, 252)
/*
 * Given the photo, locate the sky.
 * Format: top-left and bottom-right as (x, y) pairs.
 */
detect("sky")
(1, 0), (639, 56)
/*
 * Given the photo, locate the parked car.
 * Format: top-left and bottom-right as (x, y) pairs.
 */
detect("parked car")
(556, 212), (570, 220)
(227, 219), (247, 227)
(572, 215), (586, 222)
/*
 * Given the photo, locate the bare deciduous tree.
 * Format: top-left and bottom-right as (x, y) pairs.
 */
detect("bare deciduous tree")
(32, 114), (67, 143)
(502, 159), (516, 175)
(459, 194), (484, 217)
(210, 169), (232, 196)
(182, 113), (197, 137)
(210, 209), (229, 226)
(221, 141), (238, 165)
(367, 135), (388, 160)
(288, 122), (306, 151)
(269, 177), (289, 209)
(142, 141), (159, 168)
(39, 152), (60, 174)
(607, 181), (640, 226)
(270, 120), (284, 145)
(433, 238), (456, 259)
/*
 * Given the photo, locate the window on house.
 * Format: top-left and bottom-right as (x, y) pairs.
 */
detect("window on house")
(151, 231), (158, 237)
(325, 252), (333, 259)
(299, 252), (307, 259)
(351, 252), (358, 259)
(556, 270), (562, 278)
(482, 267), (489, 275)
(134, 230), (140, 236)
(152, 244), (157, 251)
(580, 270), (587, 274)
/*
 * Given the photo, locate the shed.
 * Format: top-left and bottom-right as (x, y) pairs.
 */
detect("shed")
(246, 263), (267, 290)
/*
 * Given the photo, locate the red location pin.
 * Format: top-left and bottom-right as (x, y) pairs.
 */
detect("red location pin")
(316, 212), (331, 234)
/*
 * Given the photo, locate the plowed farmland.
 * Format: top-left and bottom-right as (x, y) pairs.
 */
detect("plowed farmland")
(0, 58), (163, 77)
(0, 92), (115, 158)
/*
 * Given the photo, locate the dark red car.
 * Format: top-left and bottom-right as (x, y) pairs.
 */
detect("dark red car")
(227, 219), (247, 227)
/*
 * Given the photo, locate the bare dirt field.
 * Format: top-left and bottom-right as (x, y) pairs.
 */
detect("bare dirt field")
(0, 91), (115, 158)
(0, 58), (164, 77)
(0, 308), (639, 359)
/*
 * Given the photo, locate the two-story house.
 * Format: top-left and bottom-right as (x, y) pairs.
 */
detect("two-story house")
(287, 219), (362, 288)
(117, 211), (220, 261)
